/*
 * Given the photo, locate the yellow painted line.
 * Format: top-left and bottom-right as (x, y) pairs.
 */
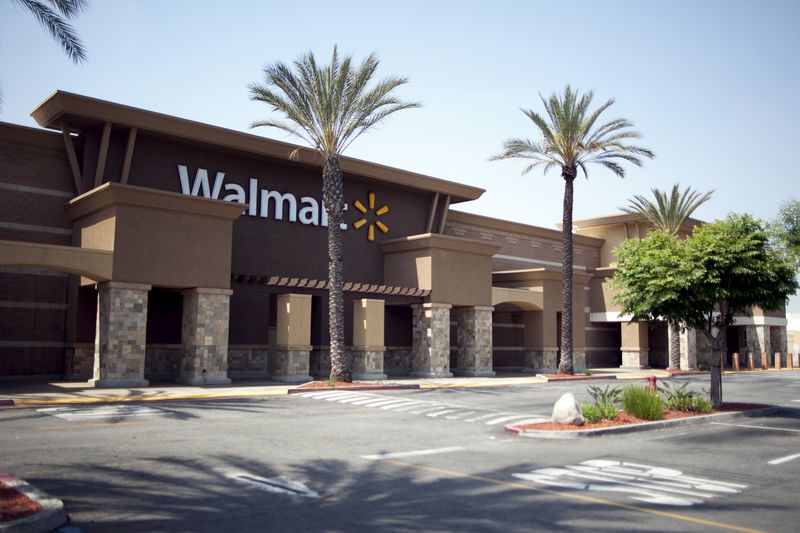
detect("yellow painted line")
(385, 460), (765, 533)
(14, 388), (290, 407)
(38, 420), (149, 430)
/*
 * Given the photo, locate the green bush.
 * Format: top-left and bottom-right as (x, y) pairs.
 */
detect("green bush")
(587, 384), (622, 405)
(622, 386), (665, 420)
(689, 396), (713, 413)
(580, 401), (619, 424)
(660, 381), (713, 413)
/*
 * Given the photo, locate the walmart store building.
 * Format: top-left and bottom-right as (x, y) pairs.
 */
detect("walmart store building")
(0, 92), (789, 386)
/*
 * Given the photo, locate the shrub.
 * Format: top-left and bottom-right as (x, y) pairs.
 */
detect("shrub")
(622, 386), (665, 420)
(580, 401), (618, 424)
(587, 384), (622, 405)
(660, 381), (713, 413)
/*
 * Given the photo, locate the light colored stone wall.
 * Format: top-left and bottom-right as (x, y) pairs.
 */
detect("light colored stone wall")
(272, 347), (312, 382)
(91, 281), (150, 388)
(351, 348), (387, 380)
(453, 306), (494, 377)
(145, 344), (180, 379)
(411, 303), (453, 377)
(66, 343), (94, 379)
(177, 288), (232, 385)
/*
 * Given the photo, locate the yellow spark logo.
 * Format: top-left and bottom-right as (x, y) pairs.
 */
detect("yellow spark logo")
(353, 191), (389, 241)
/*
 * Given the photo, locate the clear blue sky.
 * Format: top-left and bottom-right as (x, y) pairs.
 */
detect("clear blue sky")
(2, 0), (799, 307)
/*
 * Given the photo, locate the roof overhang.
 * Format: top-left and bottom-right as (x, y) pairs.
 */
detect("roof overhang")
(31, 91), (484, 204)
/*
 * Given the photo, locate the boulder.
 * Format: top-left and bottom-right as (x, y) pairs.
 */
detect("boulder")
(551, 392), (584, 426)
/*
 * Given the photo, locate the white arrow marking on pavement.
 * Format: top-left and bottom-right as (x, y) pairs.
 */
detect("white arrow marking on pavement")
(768, 453), (800, 465)
(361, 446), (465, 460)
(227, 472), (319, 498)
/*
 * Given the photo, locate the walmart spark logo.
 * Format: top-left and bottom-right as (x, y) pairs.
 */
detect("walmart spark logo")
(353, 191), (389, 241)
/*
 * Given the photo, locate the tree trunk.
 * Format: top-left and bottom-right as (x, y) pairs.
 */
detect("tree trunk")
(709, 332), (725, 408)
(558, 170), (575, 375)
(668, 322), (681, 370)
(323, 155), (350, 382)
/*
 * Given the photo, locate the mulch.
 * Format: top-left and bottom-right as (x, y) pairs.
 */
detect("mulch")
(515, 403), (770, 432)
(0, 481), (42, 523)
(296, 380), (371, 389)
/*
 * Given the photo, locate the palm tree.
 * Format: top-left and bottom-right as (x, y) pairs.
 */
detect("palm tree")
(13, 0), (87, 62)
(621, 184), (714, 370)
(491, 85), (654, 374)
(249, 47), (419, 382)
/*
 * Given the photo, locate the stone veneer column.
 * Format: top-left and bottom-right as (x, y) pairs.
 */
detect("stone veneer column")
(620, 322), (649, 369)
(272, 293), (313, 382)
(679, 328), (698, 370)
(177, 288), (233, 386)
(350, 298), (387, 380)
(745, 325), (771, 364)
(90, 281), (151, 388)
(453, 306), (495, 377)
(411, 303), (453, 378)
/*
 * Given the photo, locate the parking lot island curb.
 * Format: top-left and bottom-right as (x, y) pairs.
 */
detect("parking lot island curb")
(0, 473), (67, 533)
(505, 406), (784, 439)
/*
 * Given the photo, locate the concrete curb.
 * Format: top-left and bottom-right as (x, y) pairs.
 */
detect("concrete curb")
(0, 473), (67, 533)
(505, 405), (786, 439)
(287, 384), (421, 395)
(538, 375), (618, 382)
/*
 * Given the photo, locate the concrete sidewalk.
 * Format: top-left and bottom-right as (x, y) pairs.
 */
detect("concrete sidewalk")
(0, 367), (676, 407)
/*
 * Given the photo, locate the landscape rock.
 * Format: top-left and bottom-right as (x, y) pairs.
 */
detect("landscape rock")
(551, 393), (585, 425)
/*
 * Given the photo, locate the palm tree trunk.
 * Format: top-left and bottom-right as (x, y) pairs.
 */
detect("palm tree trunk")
(558, 170), (575, 375)
(323, 155), (350, 382)
(669, 322), (681, 370)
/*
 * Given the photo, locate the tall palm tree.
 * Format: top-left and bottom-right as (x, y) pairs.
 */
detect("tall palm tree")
(492, 85), (654, 374)
(621, 184), (714, 370)
(12, 0), (87, 62)
(249, 47), (420, 382)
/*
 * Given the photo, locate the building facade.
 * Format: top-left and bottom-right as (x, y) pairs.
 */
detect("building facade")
(0, 92), (790, 384)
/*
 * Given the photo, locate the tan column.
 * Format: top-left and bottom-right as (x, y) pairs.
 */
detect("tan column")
(621, 322), (650, 369)
(411, 303), (453, 378)
(272, 293), (312, 383)
(679, 328), (698, 370)
(177, 288), (233, 386)
(350, 298), (387, 380)
(90, 281), (151, 388)
(453, 306), (495, 377)
(572, 279), (588, 372)
(521, 310), (558, 373)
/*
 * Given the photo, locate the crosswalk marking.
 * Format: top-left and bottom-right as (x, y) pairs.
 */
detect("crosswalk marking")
(38, 405), (165, 422)
(292, 390), (545, 426)
(513, 459), (747, 507)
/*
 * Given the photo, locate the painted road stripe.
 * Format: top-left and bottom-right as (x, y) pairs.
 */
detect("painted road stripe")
(711, 422), (800, 433)
(768, 453), (800, 465)
(445, 411), (476, 420)
(426, 409), (460, 418)
(485, 414), (546, 425)
(362, 446), (465, 460)
(465, 412), (512, 423)
(379, 400), (424, 410)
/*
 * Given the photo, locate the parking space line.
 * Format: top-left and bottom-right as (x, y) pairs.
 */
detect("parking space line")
(768, 453), (800, 465)
(711, 422), (800, 433)
(362, 446), (465, 460)
(383, 460), (765, 533)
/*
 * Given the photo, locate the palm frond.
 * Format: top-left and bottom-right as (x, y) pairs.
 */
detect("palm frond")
(250, 47), (419, 158)
(621, 184), (714, 234)
(14, 0), (87, 63)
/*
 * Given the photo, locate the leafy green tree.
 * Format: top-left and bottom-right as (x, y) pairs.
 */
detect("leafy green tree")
(621, 184), (714, 370)
(491, 85), (654, 374)
(249, 47), (419, 382)
(613, 214), (797, 407)
(770, 198), (800, 271)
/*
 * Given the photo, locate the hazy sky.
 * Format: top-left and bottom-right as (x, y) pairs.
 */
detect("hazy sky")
(2, 0), (799, 306)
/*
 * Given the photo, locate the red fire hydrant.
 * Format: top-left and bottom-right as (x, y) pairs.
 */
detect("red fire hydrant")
(648, 375), (657, 392)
